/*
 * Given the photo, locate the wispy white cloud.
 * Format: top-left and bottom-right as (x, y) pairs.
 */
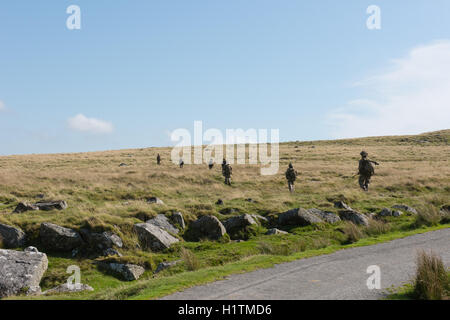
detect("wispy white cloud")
(68, 114), (114, 134)
(328, 40), (450, 138)
(0, 100), (6, 112)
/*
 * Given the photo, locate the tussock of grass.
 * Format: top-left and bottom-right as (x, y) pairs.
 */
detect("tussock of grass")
(181, 248), (201, 271)
(414, 205), (442, 228)
(413, 250), (449, 300)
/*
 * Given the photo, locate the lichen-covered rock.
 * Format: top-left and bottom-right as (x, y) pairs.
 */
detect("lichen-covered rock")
(339, 210), (369, 226)
(278, 208), (324, 226)
(188, 215), (227, 240)
(134, 223), (179, 251)
(392, 204), (418, 214)
(306, 209), (341, 224)
(146, 214), (179, 234)
(35, 200), (68, 211)
(13, 202), (39, 213)
(155, 260), (181, 274)
(40, 223), (84, 252)
(103, 248), (122, 257)
(0, 248), (48, 298)
(223, 214), (257, 233)
(172, 212), (186, 229)
(0, 223), (26, 248)
(106, 263), (145, 281)
(334, 201), (352, 210)
(266, 228), (288, 235)
(80, 229), (123, 251)
(379, 208), (394, 216)
(146, 197), (164, 205)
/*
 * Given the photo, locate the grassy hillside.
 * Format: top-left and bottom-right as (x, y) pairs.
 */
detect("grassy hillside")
(0, 130), (449, 299)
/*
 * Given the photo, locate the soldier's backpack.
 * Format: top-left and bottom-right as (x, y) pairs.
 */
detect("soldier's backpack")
(286, 168), (296, 181)
(359, 159), (374, 176)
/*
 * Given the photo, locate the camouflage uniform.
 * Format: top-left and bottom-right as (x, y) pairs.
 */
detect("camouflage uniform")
(285, 163), (298, 193)
(358, 151), (379, 191)
(222, 162), (232, 185)
(157, 154), (161, 165)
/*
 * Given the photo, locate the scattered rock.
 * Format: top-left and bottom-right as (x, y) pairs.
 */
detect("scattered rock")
(105, 263), (145, 281)
(189, 215), (227, 240)
(392, 210), (403, 217)
(146, 197), (164, 205)
(155, 260), (181, 274)
(80, 229), (123, 251)
(216, 199), (224, 205)
(245, 198), (256, 203)
(118, 163), (128, 167)
(13, 202), (39, 213)
(250, 214), (269, 224)
(134, 223), (179, 251)
(44, 283), (94, 295)
(40, 223), (84, 252)
(223, 214), (257, 233)
(266, 228), (288, 235)
(278, 208), (324, 226)
(172, 212), (185, 229)
(306, 209), (341, 224)
(339, 210), (369, 226)
(379, 208), (394, 217)
(0, 248), (48, 298)
(24, 246), (39, 253)
(0, 223), (26, 248)
(35, 194), (45, 199)
(334, 201), (352, 211)
(35, 200), (68, 211)
(103, 248), (122, 257)
(392, 204), (418, 215)
(146, 214), (179, 234)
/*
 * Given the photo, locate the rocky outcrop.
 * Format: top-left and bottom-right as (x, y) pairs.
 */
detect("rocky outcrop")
(44, 283), (94, 295)
(334, 201), (352, 210)
(250, 214), (268, 224)
(379, 208), (403, 217)
(40, 223), (84, 252)
(105, 263), (145, 281)
(392, 204), (418, 215)
(188, 215), (227, 240)
(155, 260), (181, 274)
(103, 248), (122, 257)
(134, 223), (179, 251)
(146, 214), (179, 234)
(0, 248), (48, 298)
(35, 200), (68, 211)
(266, 228), (288, 235)
(172, 212), (185, 229)
(13, 202), (39, 213)
(339, 210), (369, 226)
(278, 208), (324, 226)
(0, 223), (26, 248)
(223, 214), (257, 233)
(13, 200), (67, 213)
(80, 229), (123, 251)
(306, 209), (341, 224)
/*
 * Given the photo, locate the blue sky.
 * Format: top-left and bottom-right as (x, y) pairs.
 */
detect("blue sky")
(1, 1), (449, 155)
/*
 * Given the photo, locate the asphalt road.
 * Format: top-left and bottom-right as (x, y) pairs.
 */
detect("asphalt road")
(162, 228), (449, 300)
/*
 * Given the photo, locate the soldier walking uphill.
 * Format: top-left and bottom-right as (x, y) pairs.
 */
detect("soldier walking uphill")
(222, 160), (232, 186)
(285, 163), (298, 193)
(157, 153), (161, 165)
(358, 151), (379, 191)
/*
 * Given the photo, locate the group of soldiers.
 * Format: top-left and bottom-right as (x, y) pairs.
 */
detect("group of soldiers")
(155, 151), (380, 192)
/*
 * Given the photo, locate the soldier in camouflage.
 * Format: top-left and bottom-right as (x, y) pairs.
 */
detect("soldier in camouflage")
(157, 153), (161, 165)
(285, 163), (298, 193)
(358, 151), (379, 191)
(222, 160), (232, 185)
